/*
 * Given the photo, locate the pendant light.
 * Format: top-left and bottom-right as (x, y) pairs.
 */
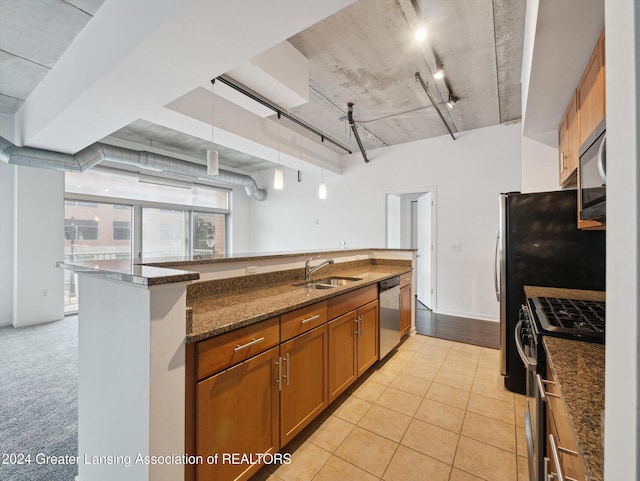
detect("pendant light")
(318, 168), (327, 200)
(207, 79), (219, 176)
(273, 112), (284, 190)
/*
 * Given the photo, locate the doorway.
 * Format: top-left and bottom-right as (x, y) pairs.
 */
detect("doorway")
(386, 189), (436, 311)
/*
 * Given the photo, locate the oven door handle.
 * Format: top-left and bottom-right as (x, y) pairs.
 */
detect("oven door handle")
(514, 320), (537, 371)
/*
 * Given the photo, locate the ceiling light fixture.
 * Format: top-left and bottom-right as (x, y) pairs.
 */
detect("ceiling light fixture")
(433, 67), (445, 80)
(446, 94), (459, 109)
(414, 25), (427, 42)
(274, 112), (284, 190)
(207, 79), (219, 176)
(319, 169), (327, 200)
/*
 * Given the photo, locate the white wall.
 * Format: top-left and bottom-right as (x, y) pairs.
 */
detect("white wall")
(386, 194), (401, 248)
(0, 160), (14, 327)
(248, 123), (522, 321)
(521, 130), (561, 193)
(13, 165), (65, 326)
(604, 1), (639, 479)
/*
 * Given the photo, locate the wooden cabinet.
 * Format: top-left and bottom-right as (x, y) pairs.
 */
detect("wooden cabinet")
(190, 282), (386, 480)
(196, 316), (279, 380)
(399, 285), (412, 337)
(328, 311), (358, 402)
(399, 271), (412, 337)
(577, 30), (606, 147)
(544, 362), (586, 481)
(196, 347), (280, 481)
(557, 29), (606, 230)
(279, 324), (329, 446)
(327, 285), (379, 401)
(281, 301), (327, 341)
(356, 300), (379, 376)
(558, 93), (578, 186)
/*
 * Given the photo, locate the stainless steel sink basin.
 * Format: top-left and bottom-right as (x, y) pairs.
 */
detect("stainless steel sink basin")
(295, 276), (362, 289)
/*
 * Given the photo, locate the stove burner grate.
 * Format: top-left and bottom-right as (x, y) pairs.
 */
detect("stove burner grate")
(537, 297), (605, 334)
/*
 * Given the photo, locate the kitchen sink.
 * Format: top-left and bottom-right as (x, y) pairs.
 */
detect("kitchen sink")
(295, 276), (362, 289)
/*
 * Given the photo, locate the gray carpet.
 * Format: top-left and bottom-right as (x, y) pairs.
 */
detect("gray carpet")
(0, 316), (78, 481)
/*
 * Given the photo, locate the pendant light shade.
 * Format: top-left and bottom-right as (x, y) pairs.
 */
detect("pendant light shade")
(207, 149), (219, 176)
(274, 168), (284, 190)
(318, 182), (327, 200)
(207, 79), (219, 176)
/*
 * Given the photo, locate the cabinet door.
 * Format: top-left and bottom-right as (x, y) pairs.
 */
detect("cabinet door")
(558, 115), (569, 184)
(400, 285), (411, 337)
(577, 34), (605, 146)
(196, 347), (279, 481)
(357, 300), (379, 377)
(280, 324), (329, 446)
(328, 310), (358, 403)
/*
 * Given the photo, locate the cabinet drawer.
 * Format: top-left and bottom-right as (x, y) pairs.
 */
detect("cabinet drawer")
(327, 284), (378, 319)
(197, 317), (279, 380)
(400, 272), (412, 288)
(281, 301), (328, 342)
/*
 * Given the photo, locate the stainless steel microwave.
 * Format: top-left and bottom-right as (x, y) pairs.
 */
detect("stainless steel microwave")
(578, 117), (606, 221)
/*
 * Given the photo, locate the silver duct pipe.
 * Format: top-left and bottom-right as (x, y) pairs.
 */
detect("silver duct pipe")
(346, 102), (369, 163)
(0, 136), (267, 201)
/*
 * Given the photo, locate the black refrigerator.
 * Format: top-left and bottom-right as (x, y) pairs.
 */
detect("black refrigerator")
(496, 190), (606, 394)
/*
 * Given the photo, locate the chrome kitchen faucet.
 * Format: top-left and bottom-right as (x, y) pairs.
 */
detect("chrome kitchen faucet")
(305, 258), (334, 280)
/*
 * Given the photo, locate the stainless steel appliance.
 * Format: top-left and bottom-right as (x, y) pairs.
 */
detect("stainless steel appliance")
(379, 276), (400, 358)
(517, 297), (605, 481)
(496, 190), (606, 394)
(579, 117), (606, 221)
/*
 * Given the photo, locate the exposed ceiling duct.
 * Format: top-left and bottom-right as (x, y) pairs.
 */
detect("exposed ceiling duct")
(0, 136), (267, 201)
(346, 102), (369, 163)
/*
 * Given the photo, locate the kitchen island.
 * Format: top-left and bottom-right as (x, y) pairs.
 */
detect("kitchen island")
(57, 248), (415, 481)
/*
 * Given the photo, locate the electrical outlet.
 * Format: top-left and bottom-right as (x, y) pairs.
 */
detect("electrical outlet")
(246, 266), (257, 275)
(41, 289), (48, 297)
(450, 243), (462, 252)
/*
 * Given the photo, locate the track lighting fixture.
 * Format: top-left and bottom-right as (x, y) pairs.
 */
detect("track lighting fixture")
(414, 25), (427, 42)
(446, 94), (459, 109)
(433, 68), (445, 80)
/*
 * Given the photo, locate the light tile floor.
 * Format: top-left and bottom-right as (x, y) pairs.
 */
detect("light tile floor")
(251, 334), (528, 481)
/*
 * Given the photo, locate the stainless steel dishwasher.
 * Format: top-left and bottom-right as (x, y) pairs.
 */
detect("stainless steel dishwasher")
(379, 276), (401, 359)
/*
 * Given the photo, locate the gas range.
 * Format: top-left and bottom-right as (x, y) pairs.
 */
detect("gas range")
(527, 296), (606, 344)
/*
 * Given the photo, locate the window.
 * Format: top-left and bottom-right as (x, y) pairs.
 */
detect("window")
(142, 208), (188, 258)
(65, 219), (98, 241)
(64, 200), (133, 313)
(112, 221), (131, 240)
(193, 212), (226, 255)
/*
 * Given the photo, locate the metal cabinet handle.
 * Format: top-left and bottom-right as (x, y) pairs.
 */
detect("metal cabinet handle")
(548, 434), (579, 481)
(234, 337), (265, 352)
(358, 315), (363, 336)
(536, 373), (559, 402)
(301, 314), (320, 324)
(493, 230), (500, 302)
(276, 357), (282, 391)
(283, 352), (290, 386)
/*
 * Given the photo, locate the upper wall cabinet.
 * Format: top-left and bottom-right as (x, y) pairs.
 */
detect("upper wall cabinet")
(558, 92), (578, 186)
(577, 30), (606, 146)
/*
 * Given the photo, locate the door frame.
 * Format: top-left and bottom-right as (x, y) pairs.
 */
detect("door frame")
(384, 187), (437, 312)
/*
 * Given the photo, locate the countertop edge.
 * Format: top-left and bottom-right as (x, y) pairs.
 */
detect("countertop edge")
(542, 336), (604, 481)
(186, 267), (412, 343)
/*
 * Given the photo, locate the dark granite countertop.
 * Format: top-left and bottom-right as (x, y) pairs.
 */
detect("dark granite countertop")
(543, 337), (604, 481)
(141, 247), (415, 268)
(55, 259), (200, 286)
(187, 265), (411, 343)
